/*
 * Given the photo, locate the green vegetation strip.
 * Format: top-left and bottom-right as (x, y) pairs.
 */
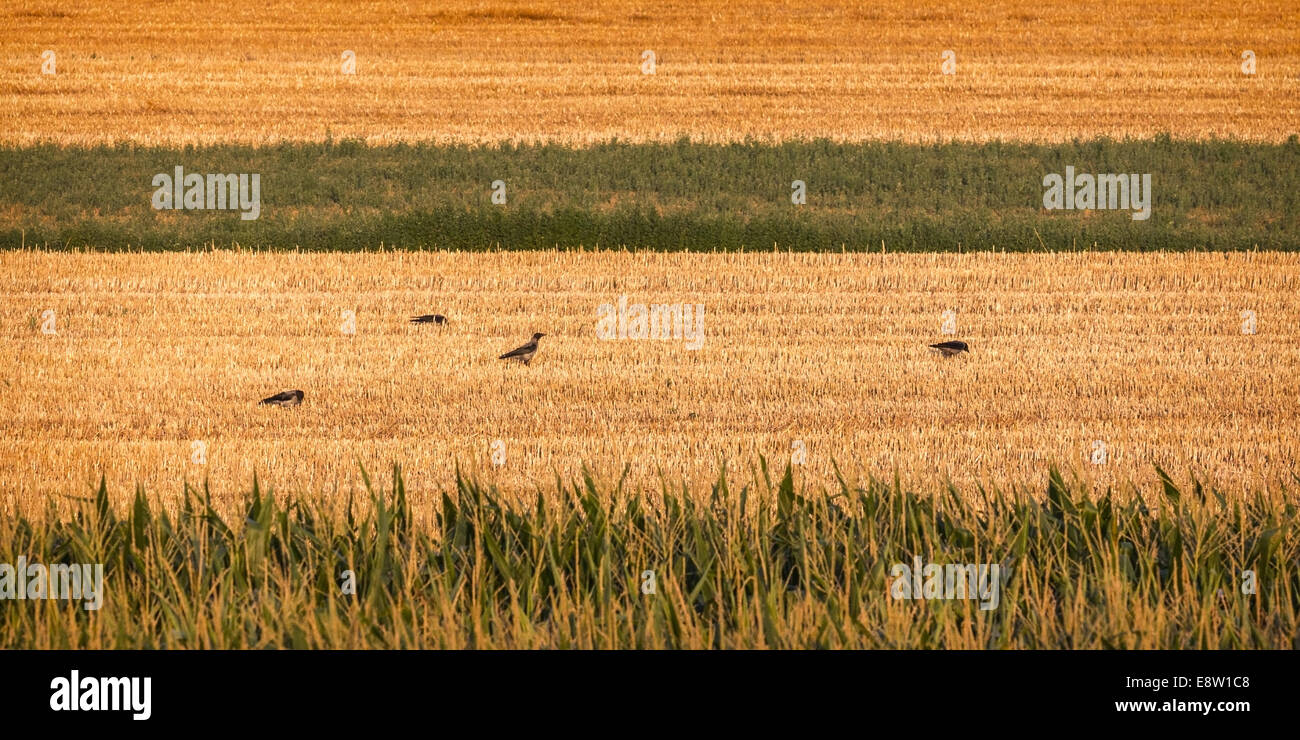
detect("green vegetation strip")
(1, 137), (1297, 251)
(2, 463), (1294, 648)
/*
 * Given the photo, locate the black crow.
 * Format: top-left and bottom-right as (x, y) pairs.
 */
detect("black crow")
(410, 314), (448, 325)
(499, 333), (546, 366)
(259, 389), (304, 406)
(929, 340), (970, 357)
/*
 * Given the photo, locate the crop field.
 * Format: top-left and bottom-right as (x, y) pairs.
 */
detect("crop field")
(1, 0), (1297, 661)
(0, 0), (1297, 146)
(3, 465), (1297, 649)
(5, 139), (1298, 251)
(2, 250), (1296, 520)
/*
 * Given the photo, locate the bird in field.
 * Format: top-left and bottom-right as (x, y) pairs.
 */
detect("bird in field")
(929, 340), (970, 357)
(410, 314), (448, 325)
(259, 389), (304, 407)
(499, 332), (546, 366)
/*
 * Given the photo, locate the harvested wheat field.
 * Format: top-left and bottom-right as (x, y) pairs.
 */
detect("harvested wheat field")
(0, 249), (1296, 516)
(1, 0), (1296, 146)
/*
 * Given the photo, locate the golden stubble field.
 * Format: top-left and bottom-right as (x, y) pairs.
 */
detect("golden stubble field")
(0, 0), (1296, 146)
(0, 249), (1296, 516)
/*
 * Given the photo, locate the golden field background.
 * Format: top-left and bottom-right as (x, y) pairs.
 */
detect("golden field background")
(1, 0), (1296, 146)
(0, 249), (1296, 515)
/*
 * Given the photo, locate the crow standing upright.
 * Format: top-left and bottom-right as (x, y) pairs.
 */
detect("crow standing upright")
(410, 314), (448, 325)
(499, 333), (546, 366)
(929, 340), (970, 357)
(259, 389), (305, 406)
